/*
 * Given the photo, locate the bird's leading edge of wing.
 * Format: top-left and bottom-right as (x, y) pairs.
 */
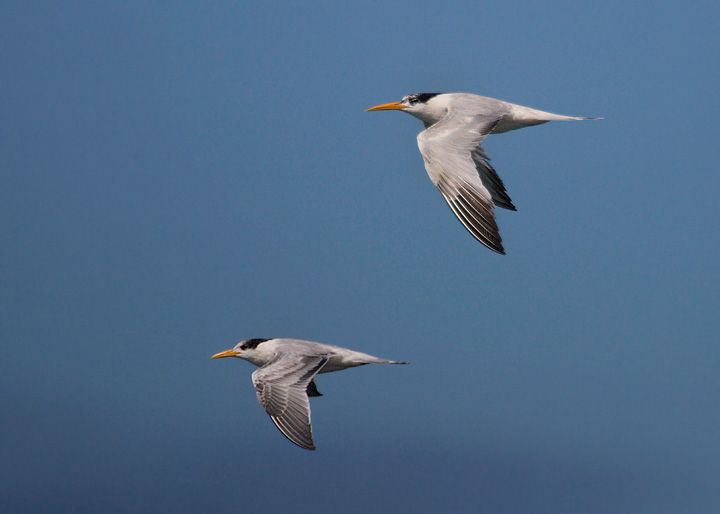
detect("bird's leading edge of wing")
(252, 353), (329, 450)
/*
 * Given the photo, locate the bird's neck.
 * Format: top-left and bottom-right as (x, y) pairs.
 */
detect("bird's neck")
(411, 110), (442, 127)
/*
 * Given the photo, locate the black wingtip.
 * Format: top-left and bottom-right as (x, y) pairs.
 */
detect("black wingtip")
(306, 379), (323, 397)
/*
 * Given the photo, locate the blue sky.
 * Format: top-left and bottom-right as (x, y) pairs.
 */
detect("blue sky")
(2, 1), (719, 512)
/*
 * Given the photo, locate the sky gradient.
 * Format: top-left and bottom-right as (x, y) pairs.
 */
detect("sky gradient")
(2, 1), (719, 512)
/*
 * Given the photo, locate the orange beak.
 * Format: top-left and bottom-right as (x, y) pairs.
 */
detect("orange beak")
(211, 349), (239, 359)
(366, 101), (407, 112)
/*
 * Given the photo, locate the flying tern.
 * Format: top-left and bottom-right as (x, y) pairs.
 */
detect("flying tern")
(212, 338), (408, 450)
(367, 92), (600, 254)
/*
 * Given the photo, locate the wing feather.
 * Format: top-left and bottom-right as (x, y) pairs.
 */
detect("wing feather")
(471, 148), (516, 211)
(252, 354), (329, 450)
(417, 113), (510, 253)
(437, 176), (504, 253)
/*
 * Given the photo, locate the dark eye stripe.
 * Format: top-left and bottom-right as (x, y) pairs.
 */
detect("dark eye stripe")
(404, 92), (441, 105)
(241, 338), (270, 350)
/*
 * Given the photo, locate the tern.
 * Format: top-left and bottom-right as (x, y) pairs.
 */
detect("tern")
(367, 92), (600, 254)
(212, 338), (408, 450)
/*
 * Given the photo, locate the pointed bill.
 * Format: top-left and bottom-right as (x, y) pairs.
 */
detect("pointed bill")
(366, 101), (407, 112)
(211, 349), (239, 359)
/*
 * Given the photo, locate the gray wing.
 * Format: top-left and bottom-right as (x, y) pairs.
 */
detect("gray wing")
(252, 353), (329, 450)
(417, 113), (513, 254)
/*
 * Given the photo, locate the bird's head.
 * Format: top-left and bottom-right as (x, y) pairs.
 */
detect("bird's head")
(211, 338), (269, 360)
(366, 93), (444, 123)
